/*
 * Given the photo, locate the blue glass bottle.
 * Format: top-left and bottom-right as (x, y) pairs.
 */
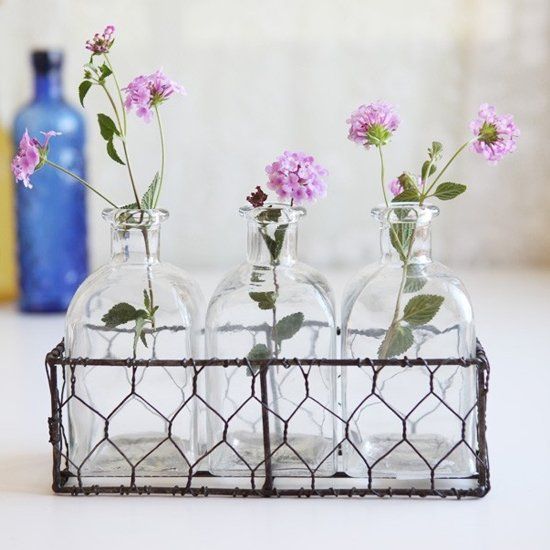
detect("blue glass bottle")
(13, 51), (87, 312)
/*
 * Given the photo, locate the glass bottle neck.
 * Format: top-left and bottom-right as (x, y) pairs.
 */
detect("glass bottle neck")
(247, 221), (299, 266)
(111, 226), (161, 264)
(34, 69), (62, 101)
(380, 220), (433, 264)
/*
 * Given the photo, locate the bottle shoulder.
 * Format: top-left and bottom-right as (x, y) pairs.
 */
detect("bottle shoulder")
(14, 99), (85, 138)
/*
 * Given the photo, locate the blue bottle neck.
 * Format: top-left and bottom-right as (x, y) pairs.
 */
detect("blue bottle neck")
(34, 70), (63, 101)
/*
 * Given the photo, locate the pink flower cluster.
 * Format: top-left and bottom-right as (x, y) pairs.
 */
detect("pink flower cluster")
(123, 70), (186, 123)
(470, 103), (519, 164)
(11, 130), (60, 188)
(347, 102), (400, 148)
(265, 151), (328, 204)
(85, 25), (115, 54)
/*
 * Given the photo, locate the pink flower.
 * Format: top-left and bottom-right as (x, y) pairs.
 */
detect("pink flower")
(123, 70), (186, 123)
(265, 151), (328, 204)
(470, 103), (519, 164)
(85, 25), (115, 54)
(11, 130), (60, 188)
(389, 178), (403, 197)
(347, 102), (400, 148)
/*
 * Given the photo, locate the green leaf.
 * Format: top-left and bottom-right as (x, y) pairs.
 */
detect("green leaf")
(428, 141), (443, 161)
(274, 312), (304, 344)
(389, 222), (415, 262)
(403, 265), (427, 293)
(143, 289), (151, 311)
(97, 113), (120, 141)
(433, 182), (467, 201)
(141, 173), (160, 209)
(398, 172), (419, 192)
(78, 81), (92, 107)
(378, 324), (414, 359)
(133, 315), (149, 355)
(421, 160), (437, 181)
(249, 291), (277, 310)
(261, 224), (288, 262)
(101, 302), (139, 328)
(257, 208), (281, 223)
(106, 140), (125, 165)
(250, 271), (265, 284)
(246, 343), (270, 375)
(99, 63), (112, 81)
(403, 294), (444, 326)
(392, 188), (420, 203)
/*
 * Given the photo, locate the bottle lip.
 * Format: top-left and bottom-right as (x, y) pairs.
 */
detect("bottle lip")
(371, 202), (439, 224)
(32, 50), (63, 73)
(239, 203), (306, 223)
(102, 208), (169, 228)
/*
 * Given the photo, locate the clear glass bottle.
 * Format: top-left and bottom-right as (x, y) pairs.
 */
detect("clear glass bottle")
(341, 203), (476, 480)
(205, 204), (337, 477)
(65, 209), (204, 478)
(14, 51), (87, 312)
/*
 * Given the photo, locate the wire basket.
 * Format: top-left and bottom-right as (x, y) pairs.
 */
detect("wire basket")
(45, 340), (490, 498)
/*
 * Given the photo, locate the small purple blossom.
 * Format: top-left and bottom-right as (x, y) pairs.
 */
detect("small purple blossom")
(347, 102), (400, 148)
(265, 151), (328, 204)
(470, 103), (519, 164)
(123, 70), (186, 123)
(389, 178), (403, 197)
(85, 25), (115, 54)
(246, 186), (268, 208)
(11, 130), (60, 188)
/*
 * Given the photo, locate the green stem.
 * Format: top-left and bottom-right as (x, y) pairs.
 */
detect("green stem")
(100, 82), (141, 208)
(45, 160), (118, 207)
(104, 54), (127, 135)
(153, 106), (165, 208)
(378, 145), (389, 206)
(421, 140), (471, 200)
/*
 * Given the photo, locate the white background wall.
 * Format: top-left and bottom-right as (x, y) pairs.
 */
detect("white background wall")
(0, 0), (547, 271)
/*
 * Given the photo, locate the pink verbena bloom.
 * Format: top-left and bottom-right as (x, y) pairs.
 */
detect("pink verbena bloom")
(470, 103), (519, 164)
(85, 25), (115, 54)
(389, 178), (403, 197)
(265, 151), (328, 204)
(123, 70), (186, 123)
(11, 130), (60, 188)
(347, 102), (400, 148)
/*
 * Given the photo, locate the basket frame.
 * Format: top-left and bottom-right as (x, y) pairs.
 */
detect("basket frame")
(45, 340), (490, 499)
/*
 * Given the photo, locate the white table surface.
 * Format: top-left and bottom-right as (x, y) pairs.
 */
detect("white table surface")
(0, 268), (549, 550)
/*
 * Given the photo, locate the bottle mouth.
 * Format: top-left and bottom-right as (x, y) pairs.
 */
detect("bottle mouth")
(102, 208), (169, 229)
(371, 202), (439, 225)
(239, 203), (306, 224)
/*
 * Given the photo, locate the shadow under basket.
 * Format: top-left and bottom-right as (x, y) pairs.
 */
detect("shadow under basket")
(45, 340), (490, 499)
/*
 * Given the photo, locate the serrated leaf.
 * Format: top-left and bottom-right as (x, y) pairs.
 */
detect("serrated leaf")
(378, 324), (414, 359)
(261, 223), (288, 262)
(392, 188), (420, 203)
(274, 312), (304, 344)
(120, 202), (138, 210)
(101, 302), (138, 328)
(429, 141), (443, 161)
(97, 113), (120, 141)
(403, 294), (444, 326)
(403, 265), (427, 293)
(246, 343), (270, 375)
(106, 140), (125, 165)
(78, 81), (92, 107)
(141, 173), (160, 209)
(249, 291), (277, 310)
(433, 182), (467, 201)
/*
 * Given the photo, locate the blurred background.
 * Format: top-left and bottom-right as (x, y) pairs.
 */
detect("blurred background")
(0, 0), (547, 310)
